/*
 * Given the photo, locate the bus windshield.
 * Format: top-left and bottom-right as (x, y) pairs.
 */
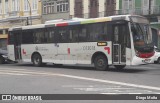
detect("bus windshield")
(130, 16), (153, 53)
(131, 23), (152, 45)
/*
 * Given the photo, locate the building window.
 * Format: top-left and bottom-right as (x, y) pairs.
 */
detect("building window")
(43, 2), (47, 14)
(47, 2), (51, 13)
(57, 0), (69, 12)
(24, 0), (30, 11)
(12, 0), (20, 11)
(32, 0), (38, 10)
(43, 1), (54, 14)
(0, 0), (2, 14)
(123, 0), (133, 10)
(5, 0), (9, 14)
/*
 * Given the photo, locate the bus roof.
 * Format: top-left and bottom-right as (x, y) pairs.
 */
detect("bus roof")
(44, 15), (138, 27)
(9, 24), (45, 31)
(9, 15), (146, 31)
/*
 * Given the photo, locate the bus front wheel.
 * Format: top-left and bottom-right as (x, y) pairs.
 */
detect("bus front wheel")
(157, 58), (160, 64)
(94, 55), (108, 71)
(32, 54), (42, 67)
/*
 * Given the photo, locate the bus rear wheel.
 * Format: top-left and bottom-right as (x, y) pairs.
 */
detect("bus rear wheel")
(114, 65), (126, 70)
(94, 55), (108, 71)
(0, 55), (5, 64)
(157, 58), (160, 64)
(32, 54), (42, 67)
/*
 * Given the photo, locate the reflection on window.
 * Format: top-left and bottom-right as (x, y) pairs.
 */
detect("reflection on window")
(69, 27), (79, 42)
(57, 28), (69, 43)
(131, 23), (152, 45)
(87, 23), (108, 42)
(34, 29), (45, 44)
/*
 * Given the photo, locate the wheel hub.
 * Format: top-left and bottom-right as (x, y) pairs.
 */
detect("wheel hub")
(97, 59), (104, 67)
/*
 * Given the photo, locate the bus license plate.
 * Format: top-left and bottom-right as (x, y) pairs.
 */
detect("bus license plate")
(142, 59), (151, 63)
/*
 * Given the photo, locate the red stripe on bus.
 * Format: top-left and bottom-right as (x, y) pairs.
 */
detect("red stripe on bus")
(68, 48), (70, 55)
(22, 49), (26, 55)
(56, 23), (68, 27)
(104, 47), (110, 54)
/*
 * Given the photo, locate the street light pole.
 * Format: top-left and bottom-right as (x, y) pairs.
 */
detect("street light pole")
(149, 0), (151, 15)
(27, 0), (32, 25)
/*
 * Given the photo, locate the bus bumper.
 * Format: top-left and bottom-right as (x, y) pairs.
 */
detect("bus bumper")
(132, 56), (155, 65)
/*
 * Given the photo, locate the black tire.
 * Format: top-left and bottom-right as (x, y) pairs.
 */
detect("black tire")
(53, 64), (63, 67)
(157, 58), (160, 64)
(32, 54), (42, 67)
(0, 55), (5, 64)
(94, 55), (108, 71)
(114, 65), (126, 70)
(154, 61), (158, 64)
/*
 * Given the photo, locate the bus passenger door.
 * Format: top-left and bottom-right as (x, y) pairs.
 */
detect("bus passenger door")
(112, 21), (129, 64)
(13, 31), (22, 61)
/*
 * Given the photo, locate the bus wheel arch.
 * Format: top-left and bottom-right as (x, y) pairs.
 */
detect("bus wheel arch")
(31, 52), (43, 67)
(92, 52), (109, 71)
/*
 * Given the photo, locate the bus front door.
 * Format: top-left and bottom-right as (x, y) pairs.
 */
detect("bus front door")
(112, 22), (128, 64)
(14, 31), (22, 61)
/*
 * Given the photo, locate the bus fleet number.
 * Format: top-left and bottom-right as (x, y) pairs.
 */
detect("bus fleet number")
(83, 46), (95, 51)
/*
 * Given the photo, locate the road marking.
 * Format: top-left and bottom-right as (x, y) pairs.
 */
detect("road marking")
(127, 66), (157, 69)
(0, 68), (33, 71)
(0, 72), (28, 76)
(53, 74), (160, 91)
(1, 68), (160, 91)
(0, 69), (57, 76)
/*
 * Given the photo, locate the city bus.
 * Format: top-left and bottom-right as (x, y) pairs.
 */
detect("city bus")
(7, 15), (155, 70)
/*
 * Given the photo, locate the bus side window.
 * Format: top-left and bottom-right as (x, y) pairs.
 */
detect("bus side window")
(57, 27), (69, 43)
(47, 28), (56, 43)
(69, 26), (79, 43)
(126, 25), (131, 48)
(87, 22), (108, 42)
(22, 30), (34, 44)
(8, 32), (14, 45)
(78, 26), (87, 42)
(33, 29), (45, 44)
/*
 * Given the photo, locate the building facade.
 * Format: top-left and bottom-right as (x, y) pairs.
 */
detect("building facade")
(42, 0), (70, 23)
(41, 0), (116, 23)
(118, 0), (160, 15)
(118, 0), (160, 48)
(0, 0), (42, 49)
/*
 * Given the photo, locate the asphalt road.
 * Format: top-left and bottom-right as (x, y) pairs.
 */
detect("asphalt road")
(0, 63), (160, 103)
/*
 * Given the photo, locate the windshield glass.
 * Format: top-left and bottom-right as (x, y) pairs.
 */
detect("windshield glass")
(131, 23), (152, 46)
(155, 48), (160, 52)
(130, 16), (154, 53)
